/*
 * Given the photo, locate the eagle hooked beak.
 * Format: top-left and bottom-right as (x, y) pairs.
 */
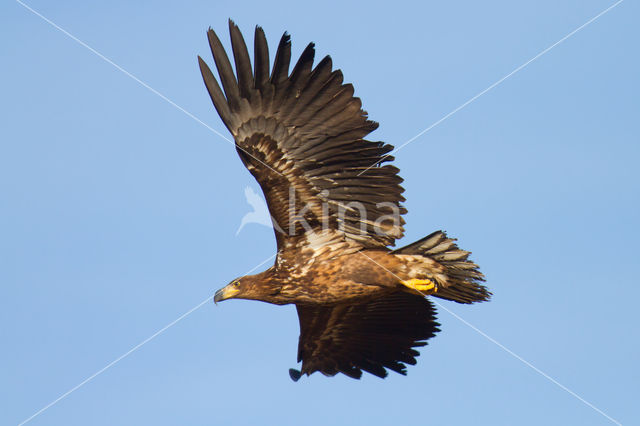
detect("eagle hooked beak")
(214, 282), (241, 304)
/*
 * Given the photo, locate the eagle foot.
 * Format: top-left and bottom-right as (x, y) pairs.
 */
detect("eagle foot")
(401, 278), (438, 295)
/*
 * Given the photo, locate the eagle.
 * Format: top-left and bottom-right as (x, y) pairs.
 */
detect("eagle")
(200, 21), (491, 380)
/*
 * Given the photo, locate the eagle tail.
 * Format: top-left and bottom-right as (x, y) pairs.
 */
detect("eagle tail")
(392, 231), (491, 304)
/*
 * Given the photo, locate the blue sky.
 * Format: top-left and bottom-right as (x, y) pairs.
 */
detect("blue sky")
(2, 1), (638, 425)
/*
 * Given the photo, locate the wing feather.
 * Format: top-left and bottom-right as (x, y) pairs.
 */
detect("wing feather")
(271, 32), (291, 86)
(229, 21), (254, 100)
(294, 292), (440, 379)
(200, 20), (406, 253)
(206, 29), (241, 108)
(253, 26), (270, 92)
(197, 56), (234, 130)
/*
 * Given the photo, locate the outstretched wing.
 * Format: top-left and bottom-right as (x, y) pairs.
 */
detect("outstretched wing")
(198, 21), (406, 253)
(292, 292), (440, 380)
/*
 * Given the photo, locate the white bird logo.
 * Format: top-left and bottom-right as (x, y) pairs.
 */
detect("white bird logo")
(236, 186), (274, 235)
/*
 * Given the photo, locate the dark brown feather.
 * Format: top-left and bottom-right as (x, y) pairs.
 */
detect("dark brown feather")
(295, 292), (440, 379)
(229, 21), (254, 100)
(253, 26), (270, 92)
(206, 28), (240, 108)
(199, 23), (406, 252)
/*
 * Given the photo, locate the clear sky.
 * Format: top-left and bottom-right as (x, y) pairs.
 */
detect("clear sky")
(2, 1), (638, 425)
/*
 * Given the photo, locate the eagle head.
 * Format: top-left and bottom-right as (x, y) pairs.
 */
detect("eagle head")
(214, 278), (246, 303)
(214, 270), (285, 304)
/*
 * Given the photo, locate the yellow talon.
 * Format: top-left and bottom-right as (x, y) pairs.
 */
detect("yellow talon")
(401, 278), (438, 294)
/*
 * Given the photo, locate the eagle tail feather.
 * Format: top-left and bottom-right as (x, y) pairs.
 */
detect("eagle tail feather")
(392, 230), (491, 304)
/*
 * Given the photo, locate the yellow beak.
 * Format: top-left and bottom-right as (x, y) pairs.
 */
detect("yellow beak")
(214, 284), (240, 304)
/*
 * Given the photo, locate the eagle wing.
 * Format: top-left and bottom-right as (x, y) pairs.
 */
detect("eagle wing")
(293, 292), (440, 379)
(198, 21), (406, 253)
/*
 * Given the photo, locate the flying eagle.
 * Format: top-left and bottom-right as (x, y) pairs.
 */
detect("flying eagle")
(200, 21), (490, 380)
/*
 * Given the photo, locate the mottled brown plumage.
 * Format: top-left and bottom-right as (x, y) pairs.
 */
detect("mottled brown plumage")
(202, 21), (490, 380)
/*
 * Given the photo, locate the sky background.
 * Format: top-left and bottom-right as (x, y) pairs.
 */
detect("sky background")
(1, 1), (638, 425)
